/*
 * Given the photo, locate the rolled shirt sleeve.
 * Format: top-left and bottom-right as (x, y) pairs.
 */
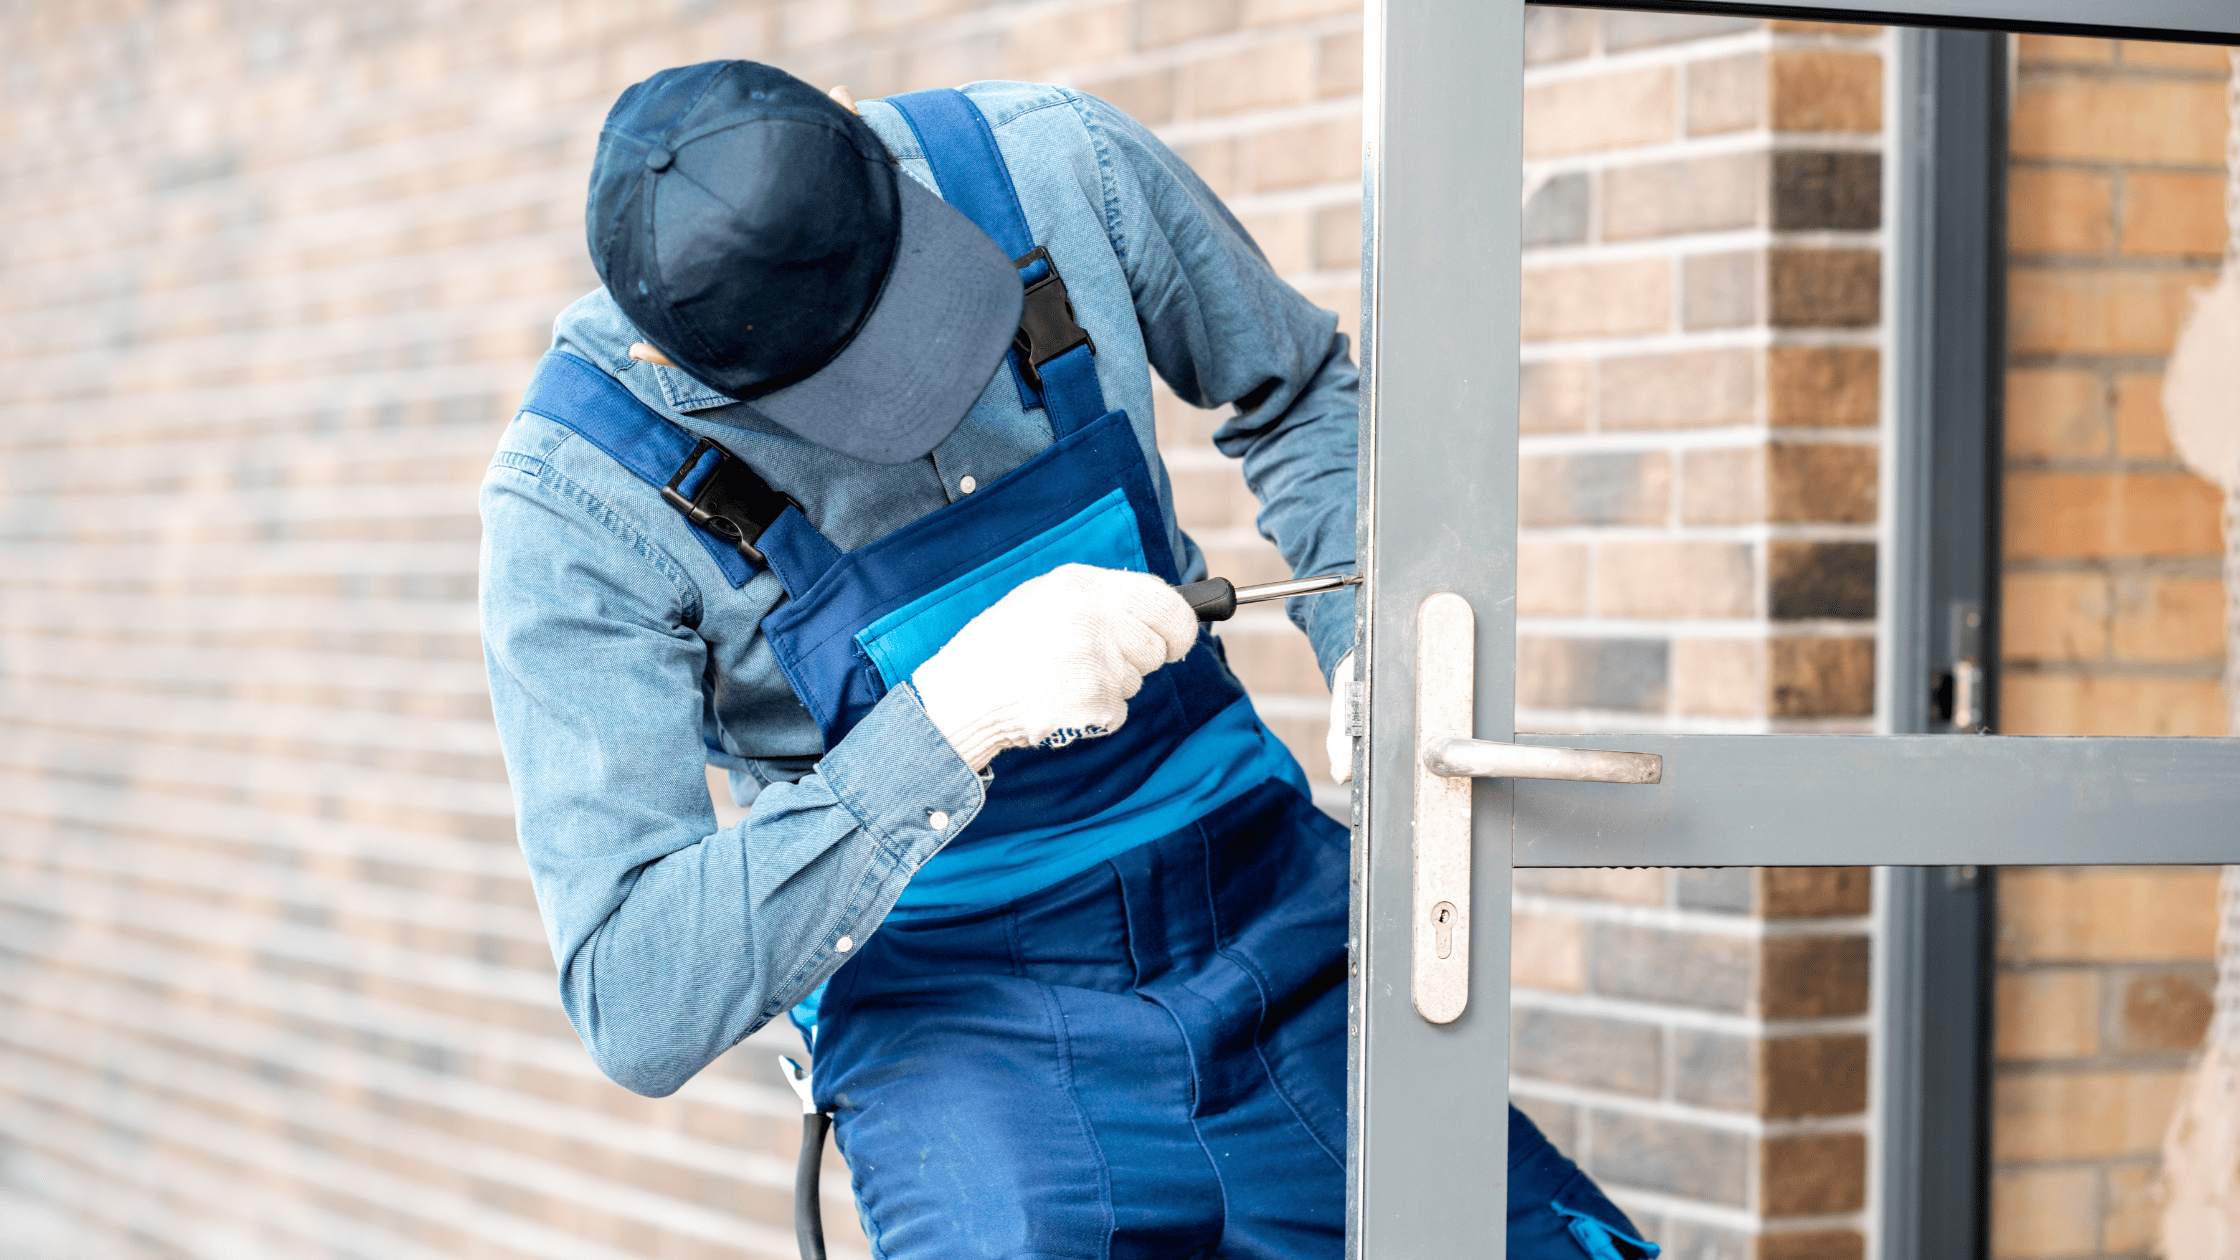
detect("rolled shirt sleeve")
(480, 452), (984, 1098)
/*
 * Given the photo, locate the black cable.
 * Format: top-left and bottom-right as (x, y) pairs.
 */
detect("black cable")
(795, 1110), (830, 1260)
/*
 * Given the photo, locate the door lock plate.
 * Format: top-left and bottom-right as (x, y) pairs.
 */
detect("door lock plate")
(1412, 593), (1475, 1024)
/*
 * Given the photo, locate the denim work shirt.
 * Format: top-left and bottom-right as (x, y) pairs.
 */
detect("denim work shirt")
(479, 82), (1360, 1098)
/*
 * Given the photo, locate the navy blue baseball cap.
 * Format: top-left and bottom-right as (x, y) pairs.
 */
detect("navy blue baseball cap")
(587, 61), (1022, 464)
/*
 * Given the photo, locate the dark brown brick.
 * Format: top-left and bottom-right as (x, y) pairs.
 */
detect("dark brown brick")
(2115, 968), (2213, 1051)
(1685, 251), (1761, 329)
(1768, 442), (1878, 524)
(1759, 934), (1871, 1017)
(1769, 541), (1877, 620)
(1767, 346), (1879, 428)
(1674, 1028), (1756, 1111)
(1763, 1034), (1870, 1117)
(1769, 249), (1880, 327)
(1518, 637), (1670, 712)
(1771, 152), (1882, 230)
(1520, 452), (1671, 526)
(1758, 868), (1872, 918)
(1514, 1009), (1663, 1095)
(1757, 1230), (1866, 1260)
(1769, 637), (1876, 718)
(1590, 923), (1754, 1012)
(1590, 1111), (1750, 1206)
(1677, 868), (1756, 913)
(1760, 1133), (1867, 1216)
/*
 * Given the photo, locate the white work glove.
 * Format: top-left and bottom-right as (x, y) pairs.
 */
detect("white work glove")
(911, 564), (1198, 772)
(1326, 650), (1356, 784)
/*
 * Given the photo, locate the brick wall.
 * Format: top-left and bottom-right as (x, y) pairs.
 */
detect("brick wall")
(0, 0), (1361, 1254)
(1511, 13), (1887, 1260)
(1990, 34), (2234, 1260)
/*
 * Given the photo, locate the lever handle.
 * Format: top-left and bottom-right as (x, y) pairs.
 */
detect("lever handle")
(1421, 737), (1660, 784)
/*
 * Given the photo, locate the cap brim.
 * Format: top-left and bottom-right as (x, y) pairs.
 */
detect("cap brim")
(746, 172), (1022, 465)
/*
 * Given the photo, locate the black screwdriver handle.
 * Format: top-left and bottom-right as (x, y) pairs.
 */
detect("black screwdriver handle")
(1177, 576), (1238, 622)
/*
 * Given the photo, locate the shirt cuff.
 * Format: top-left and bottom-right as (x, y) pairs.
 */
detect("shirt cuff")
(815, 683), (989, 870)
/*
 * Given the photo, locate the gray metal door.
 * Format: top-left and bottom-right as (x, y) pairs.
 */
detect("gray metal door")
(1349, 1), (2240, 1255)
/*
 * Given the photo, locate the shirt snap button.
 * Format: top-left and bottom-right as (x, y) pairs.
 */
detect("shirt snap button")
(958, 476), (977, 494)
(928, 810), (950, 831)
(834, 935), (853, 953)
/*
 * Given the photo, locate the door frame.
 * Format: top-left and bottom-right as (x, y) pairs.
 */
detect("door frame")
(1350, 2), (2240, 1256)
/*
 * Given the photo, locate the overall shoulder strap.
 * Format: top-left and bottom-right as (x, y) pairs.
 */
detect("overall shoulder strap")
(884, 88), (1110, 439)
(515, 352), (839, 592)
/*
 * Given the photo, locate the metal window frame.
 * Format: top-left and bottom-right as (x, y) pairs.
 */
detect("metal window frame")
(1353, 2), (2240, 1257)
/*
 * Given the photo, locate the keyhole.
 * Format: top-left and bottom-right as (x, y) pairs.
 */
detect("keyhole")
(1432, 901), (1456, 959)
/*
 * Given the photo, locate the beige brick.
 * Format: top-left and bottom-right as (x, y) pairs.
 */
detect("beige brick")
(1989, 1166), (2101, 1259)
(1240, 0), (1360, 24)
(1174, 137), (1242, 197)
(1223, 622), (1325, 693)
(1994, 970), (2100, 1060)
(1136, 0), (1241, 49)
(1515, 868), (1668, 905)
(1524, 66), (1676, 158)
(2110, 574), (2226, 663)
(2005, 368), (2108, 459)
(1520, 359), (1589, 433)
(1524, 8), (1596, 66)
(1520, 452), (1672, 527)
(1674, 638), (1766, 718)
(1604, 153), (1763, 240)
(1767, 347), (1878, 429)
(1992, 1069), (2189, 1161)
(1010, 3), (1128, 74)
(1998, 868), (2222, 962)
(2009, 267), (2218, 357)
(1683, 447), (1767, 525)
(1601, 349), (1756, 430)
(2112, 372), (2176, 459)
(2102, 1163), (2160, 1253)
(2012, 78), (2229, 164)
(2123, 170), (2229, 258)
(1522, 259), (1672, 341)
(1077, 68), (1177, 124)
(1248, 115), (1360, 191)
(1769, 50), (1881, 133)
(1309, 201), (1360, 272)
(2004, 470), (2224, 559)
(2117, 37), (2236, 71)
(1687, 52), (1764, 135)
(1598, 541), (1755, 619)
(1513, 911), (1584, 992)
(2017, 34), (2114, 65)
(1316, 30), (1362, 97)
(1185, 41), (1312, 117)
(2001, 572), (2110, 663)
(1769, 19), (1880, 34)
(1768, 637), (1874, 717)
(1767, 443), (1876, 525)
(1236, 209), (1310, 274)
(2001, 674), (2230, 737)
(1685, 251), (1761, 329)
(2007, 168), (2114, 255)
(1518, 540), (1589, 617)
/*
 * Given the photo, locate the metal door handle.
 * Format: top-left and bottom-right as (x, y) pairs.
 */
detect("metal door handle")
(1421, 737), (1661, 783)
(1410, 593), (1662, 1025)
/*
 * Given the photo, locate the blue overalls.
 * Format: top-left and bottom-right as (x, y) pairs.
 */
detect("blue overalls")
(516, 87), (1655, 1260)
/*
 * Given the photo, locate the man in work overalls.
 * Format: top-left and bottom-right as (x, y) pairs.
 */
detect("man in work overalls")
(480, 60), (1656, 1260)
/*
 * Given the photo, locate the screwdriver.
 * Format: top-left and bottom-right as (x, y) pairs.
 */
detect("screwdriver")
(1178, 573), (1361, 622)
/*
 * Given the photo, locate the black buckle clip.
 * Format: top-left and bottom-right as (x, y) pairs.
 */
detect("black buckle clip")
(660, 437), (798, 566)
(1011, 247), (1095, 392)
